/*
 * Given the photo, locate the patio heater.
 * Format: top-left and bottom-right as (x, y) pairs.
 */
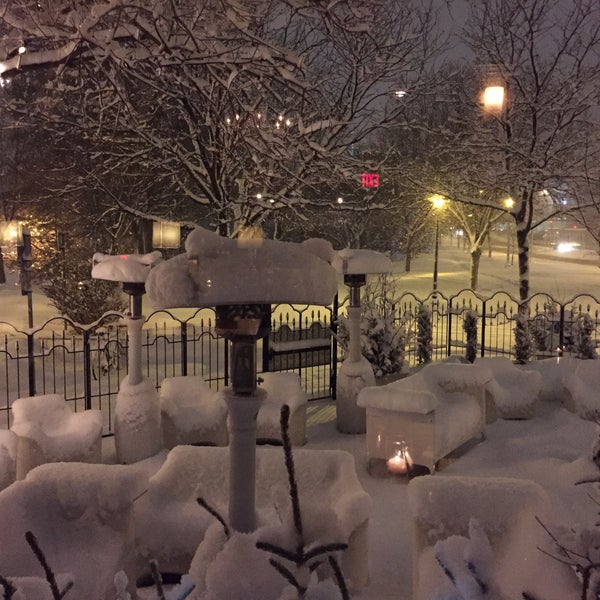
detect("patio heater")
(215, 302), (270, 532)
(91, 251), (162, 463)
(145, 227), (337, 533)
(334, 249), (392, 434)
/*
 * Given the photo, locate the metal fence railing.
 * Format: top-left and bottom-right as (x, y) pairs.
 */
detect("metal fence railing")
(1, 290), (598, 433)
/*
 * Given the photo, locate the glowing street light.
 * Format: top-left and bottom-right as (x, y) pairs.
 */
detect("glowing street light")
(482, 85), (505, 113)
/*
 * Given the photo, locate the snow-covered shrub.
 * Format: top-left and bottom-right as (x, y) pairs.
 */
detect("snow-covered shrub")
(416, 304), (432, 364)
(337, 275), (410, 377)
(572, 313), (597, 359)
(463, 310), (478, 363)
(513, 312), (533, 364)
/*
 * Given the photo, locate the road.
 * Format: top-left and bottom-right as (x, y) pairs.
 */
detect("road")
(0, 239), (599, 331)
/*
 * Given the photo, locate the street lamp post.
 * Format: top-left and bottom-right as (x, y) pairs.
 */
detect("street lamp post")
(430, 195), (446, 296)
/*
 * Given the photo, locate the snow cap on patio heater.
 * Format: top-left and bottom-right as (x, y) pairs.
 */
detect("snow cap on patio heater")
(92, 251), (162, 317)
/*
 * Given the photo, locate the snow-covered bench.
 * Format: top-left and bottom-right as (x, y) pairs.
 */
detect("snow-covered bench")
(475, 356), (542, 420)
(11, 394), (103, 479)
(0, 462), (148, 599)
(408, 475), (579, 599)
(357, 362), (490, 473)
(134, 445), (371, 592)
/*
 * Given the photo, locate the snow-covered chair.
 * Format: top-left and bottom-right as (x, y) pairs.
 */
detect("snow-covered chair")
(408, 475), (579, 599)
(10, 394), (103, 479)
(357, 362), (490, 473)
(0, 430), (17, 491)
(160, 375), (228, 448)
(562, 358), (600, 419)
(475, 356), (542, 420)
(0, 462), (148, 599)
(134, 445), (371, 593)
(257, 372), (308, 445)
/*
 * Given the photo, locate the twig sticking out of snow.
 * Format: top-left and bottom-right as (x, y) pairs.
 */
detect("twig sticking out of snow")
(255, 404), (350, 599)
(0, 574), (17, 599)
(149, 560), (165, 600)
(25, 530), (73, 599)
(196, 496), (231, 539)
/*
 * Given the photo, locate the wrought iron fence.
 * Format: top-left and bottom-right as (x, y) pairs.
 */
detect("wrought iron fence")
(1, 290), (599, 434)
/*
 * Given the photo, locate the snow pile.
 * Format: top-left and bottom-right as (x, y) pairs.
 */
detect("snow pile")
(256, 372), (307, 445)
(0, 429), (17, 490)
(114, 377), (162, 464)
(408, 475), (580, 599)
(160, 375), (228, 439)
(145, 227), (338, 308)
(331, 247), (392, 275)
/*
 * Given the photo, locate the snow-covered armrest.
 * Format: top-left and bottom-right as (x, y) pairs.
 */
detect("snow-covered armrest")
(562, 358), (600, 419)
(475, 357), (542, 419)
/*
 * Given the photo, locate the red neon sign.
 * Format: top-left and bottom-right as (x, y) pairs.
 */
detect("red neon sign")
(361, 173), (379, 188)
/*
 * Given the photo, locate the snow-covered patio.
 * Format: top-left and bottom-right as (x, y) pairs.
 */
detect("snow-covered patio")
(0, 358), (598, 598)
(89, 379), (595, 600)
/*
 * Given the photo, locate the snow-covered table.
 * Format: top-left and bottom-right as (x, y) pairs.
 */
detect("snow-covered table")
(357, 362), (491, 473)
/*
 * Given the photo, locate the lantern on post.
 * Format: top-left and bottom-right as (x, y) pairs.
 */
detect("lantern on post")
(152, 221), (181, 249)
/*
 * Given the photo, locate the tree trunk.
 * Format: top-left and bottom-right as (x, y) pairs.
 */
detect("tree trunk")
(516, 226), (530, 301)
(404, 245), (412, 272)
(470, 248), (482, 290)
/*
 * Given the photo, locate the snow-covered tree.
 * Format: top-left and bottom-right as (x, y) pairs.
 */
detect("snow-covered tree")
(453, 0), (600, 301)
(0, 0), (441, 238)
(393, 1), (600, 301)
